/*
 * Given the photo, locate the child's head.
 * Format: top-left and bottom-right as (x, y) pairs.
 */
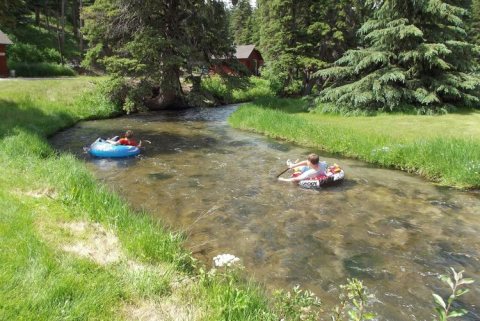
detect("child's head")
(125, 130), (134, 138)
(307, 153), (319, 165)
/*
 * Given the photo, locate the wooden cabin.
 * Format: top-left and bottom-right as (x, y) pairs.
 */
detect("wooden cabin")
(212, 45), (264, 76)
(0, 30), (13, 77)
(234, 45), (263, 75)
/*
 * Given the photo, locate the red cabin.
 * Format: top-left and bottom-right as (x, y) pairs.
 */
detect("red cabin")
(0, 30), (13, 78)
(213, 45), (264, 76)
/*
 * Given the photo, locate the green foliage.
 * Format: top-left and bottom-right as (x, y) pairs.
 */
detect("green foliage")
(9, 62), (76, 77)
(230, 0), (255, 45)
(7, 42), (62, 64)
(197, 264), (272, 320)
(433, 268), (475, 321)
(272, 285), (321, 321)
(201, 75), (275, 104)
(331, 279), (375, 321)
(94, 76), (151, 113)
(6, 19), (81, 64)
(470, 0), (480, 45)
(0, 0), (28, 28)
(318, 0), (480, 112)
(257, 0), (368, 95)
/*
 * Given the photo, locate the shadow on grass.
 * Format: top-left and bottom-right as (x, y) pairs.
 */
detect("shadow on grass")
(0, 98), (76, 139)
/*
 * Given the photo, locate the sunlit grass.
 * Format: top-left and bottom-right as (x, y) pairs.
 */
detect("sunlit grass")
(228, 97), (480, 189)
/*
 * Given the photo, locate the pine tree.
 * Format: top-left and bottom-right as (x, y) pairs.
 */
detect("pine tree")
(257, 0), (367, 95)
(230, 0), (254, 45)
(469, 0), (480, 45)
(318, 0), (480, 113)
(82, 0), (234, 109)
(0, 0), (28, 28)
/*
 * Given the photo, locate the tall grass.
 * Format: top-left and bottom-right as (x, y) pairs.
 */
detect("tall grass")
(228, 97), (480, 189)
(201, 75), (274, 104)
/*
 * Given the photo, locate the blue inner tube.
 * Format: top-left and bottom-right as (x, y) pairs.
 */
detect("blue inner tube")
(89, 140), (140, 158)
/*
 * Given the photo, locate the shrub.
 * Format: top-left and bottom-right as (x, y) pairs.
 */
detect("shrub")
(97, 77), (151, 113)
(202, 75), (275, 104)
(8, 62), (75, 77)
(201, 75), (233, 103)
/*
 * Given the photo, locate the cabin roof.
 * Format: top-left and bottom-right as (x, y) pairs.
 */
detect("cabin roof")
(0, 30), (13, 45)
(235, 45), (257, 59)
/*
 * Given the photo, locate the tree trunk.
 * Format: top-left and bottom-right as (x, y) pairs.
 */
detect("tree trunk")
(34, 6), (41, 25)
(79, 0), (84, 52)
(60, 0), (66, 60)
(144, 0), (186, 109)
(303, 78), (316, 96)
(56, 9), (65, 65)
(44, 0), (50, 30)
(144, 66), (186, 110)
(72, 0), (78, 38)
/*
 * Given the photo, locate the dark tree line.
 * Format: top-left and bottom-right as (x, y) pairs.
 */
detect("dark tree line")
(3, 0), (480, 111)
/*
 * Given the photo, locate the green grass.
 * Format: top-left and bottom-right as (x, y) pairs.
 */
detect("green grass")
(201, 75), (275, 104)
(228, 97), (480, 189)
(0, 77), (276, 320)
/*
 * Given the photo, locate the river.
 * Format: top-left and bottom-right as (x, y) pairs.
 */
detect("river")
(51, 105), (480, 321)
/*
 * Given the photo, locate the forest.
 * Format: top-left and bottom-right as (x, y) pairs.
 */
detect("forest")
(2, 0), (480, 113)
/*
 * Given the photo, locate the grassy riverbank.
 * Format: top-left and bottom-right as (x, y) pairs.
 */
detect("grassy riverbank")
(0, 78), (274, 320)
(228, 97), (480, 189)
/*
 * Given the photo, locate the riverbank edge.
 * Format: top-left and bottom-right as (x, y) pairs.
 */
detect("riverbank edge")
(228, 99), (480, 190)
(0, 78), (273, 320)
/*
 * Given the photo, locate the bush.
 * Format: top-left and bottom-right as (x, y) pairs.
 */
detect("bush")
(201, 75), (233, 103)
(202, 75), (275, 105)
(7, 40), (63, 64)
(97, 77), (151, 113)
(232, 77), (274, 102)
(9, 62), (76, 77)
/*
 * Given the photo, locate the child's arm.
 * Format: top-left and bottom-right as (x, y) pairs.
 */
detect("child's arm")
(278, 177), (296, 182)
(288, 160), (307, 169)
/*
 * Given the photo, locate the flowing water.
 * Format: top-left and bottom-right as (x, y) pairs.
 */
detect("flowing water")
(51, 105), (480, 321)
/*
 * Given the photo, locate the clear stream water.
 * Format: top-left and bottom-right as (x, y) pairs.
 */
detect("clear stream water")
(51, 105), (480, 321)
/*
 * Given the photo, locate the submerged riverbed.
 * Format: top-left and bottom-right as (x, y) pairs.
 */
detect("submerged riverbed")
(51, 105), (480, 321)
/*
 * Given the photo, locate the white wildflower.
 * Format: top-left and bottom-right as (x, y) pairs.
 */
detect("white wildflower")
(213, 253), (240, 268)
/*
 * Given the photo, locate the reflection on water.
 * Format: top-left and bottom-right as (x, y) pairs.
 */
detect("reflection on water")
(51, 105), (480, 321)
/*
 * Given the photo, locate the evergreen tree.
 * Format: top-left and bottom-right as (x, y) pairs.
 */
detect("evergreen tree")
(318, 0), (480, 113)
(257, 0), (367, 95)
(0, 0), (28, 28)
(83, 0), (233, 109)
(230, 0), (254, 45)
(469, 0), (480, 45)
